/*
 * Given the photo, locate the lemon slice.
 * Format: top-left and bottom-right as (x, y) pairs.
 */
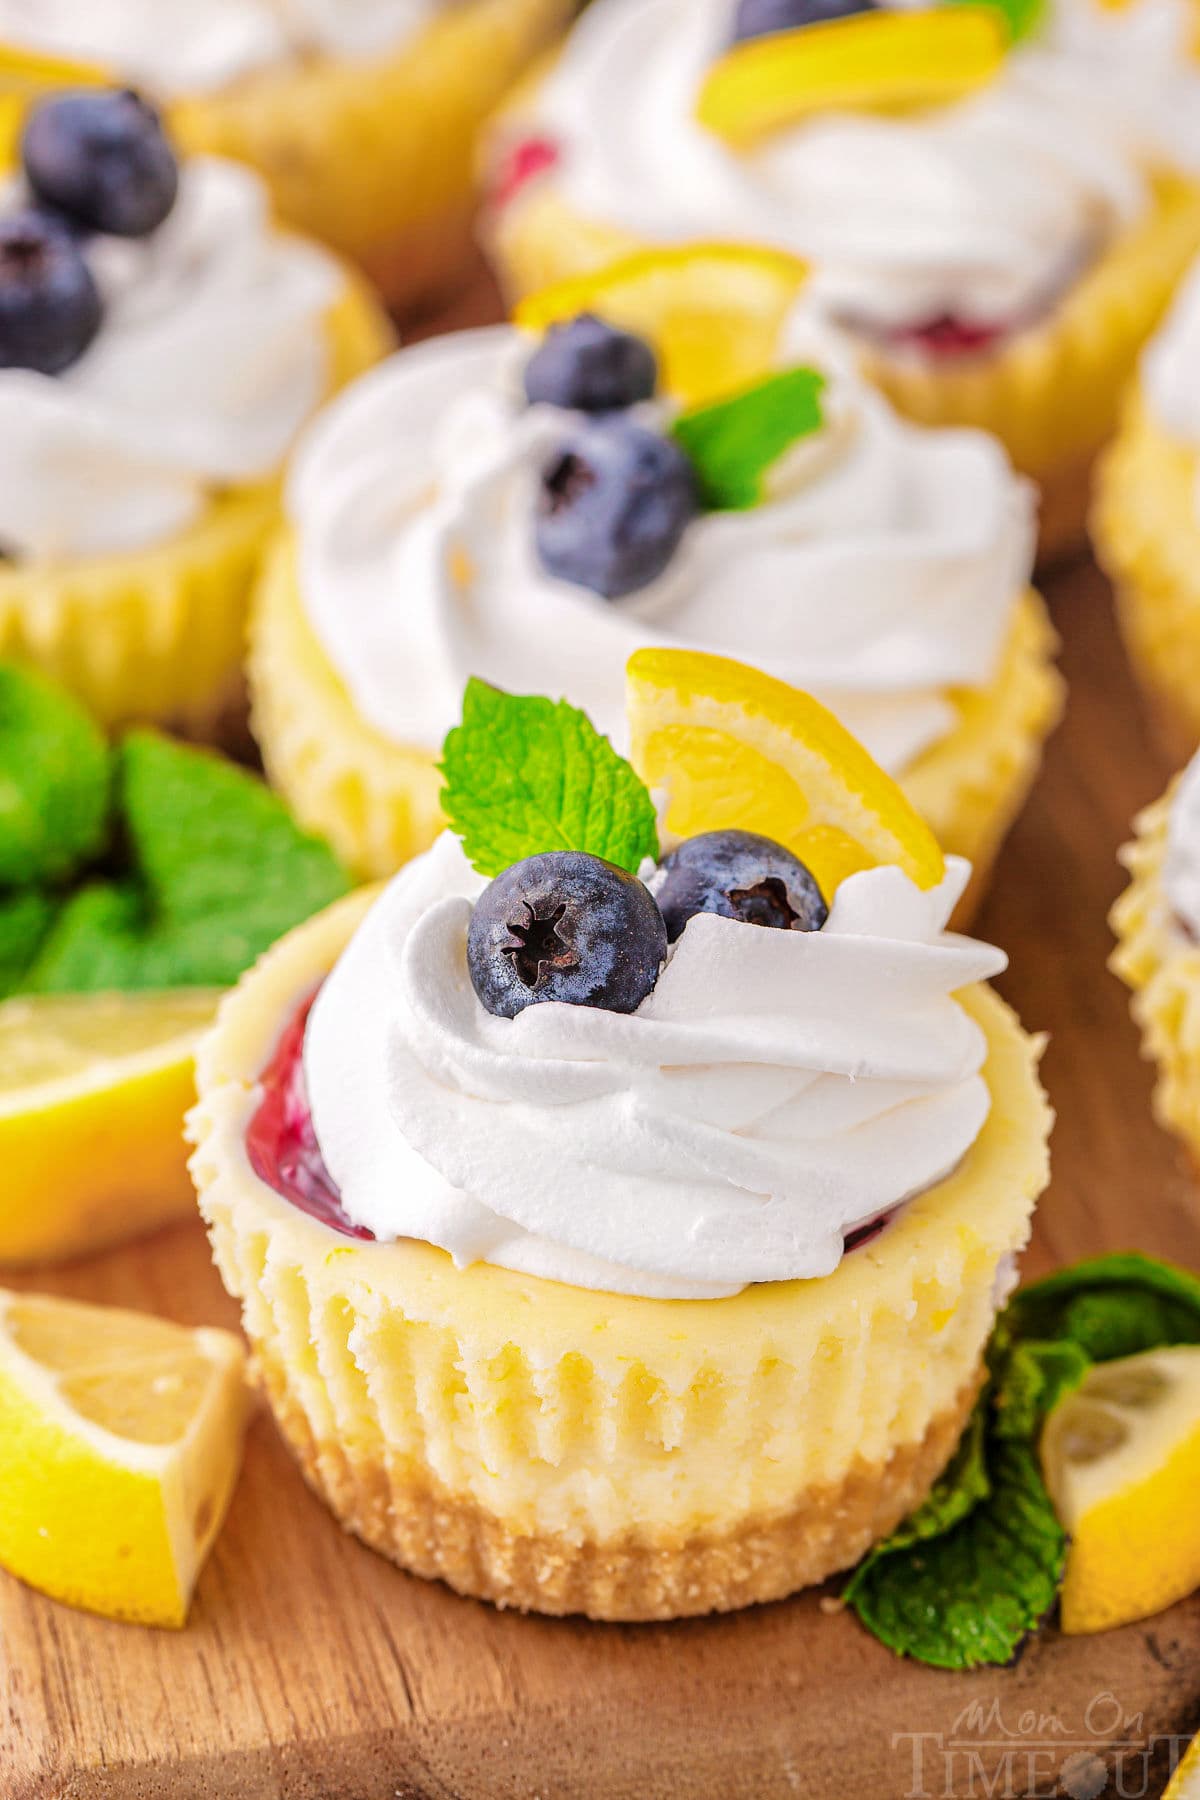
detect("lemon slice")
(0, 1288), (251, 1626)
(1041, 1346), (1200, 1636)
(626, 648), (945, 898)
(0, 989), (222, 1269)
(0, 44), (111, 171)
(515, 245), (809, 408)
(696, 9), (1008, 149)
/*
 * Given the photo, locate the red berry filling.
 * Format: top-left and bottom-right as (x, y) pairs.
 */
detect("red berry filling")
(246, 994), (896, 1262)
(491, 134), (561, 209)
(245, 989), (374, 1241)
(886, 312), (1008, 359)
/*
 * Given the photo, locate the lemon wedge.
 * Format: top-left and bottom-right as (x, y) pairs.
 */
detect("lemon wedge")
(1041, 1346), (1200, 1635)
(515, 244), (808, 408)
(1165, 1728), (1200, 1798)
(0, 989), (222, 1268)
(626, 647), (945, 899)
(696, 9), (1008, 149)
(0, 1288), (251, 1626)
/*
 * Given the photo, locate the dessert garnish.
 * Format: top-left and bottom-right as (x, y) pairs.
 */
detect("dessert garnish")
(0, 86), (179, 375)
(525, 306), (828, 593)
(733, 0), (878, 43)
(536, 414), (699, 598)
(524, 312), (659, 412)
(22, 88), (178, 238)
(0, 662), (349, 995)
(651, 827), (828, 940)
(697, 7), (1011, 148)
(845, 1252), (1200, 1668)
(467, 849), (668, 1018)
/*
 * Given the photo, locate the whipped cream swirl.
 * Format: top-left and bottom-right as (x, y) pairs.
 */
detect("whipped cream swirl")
(0, 157), (340, 560)
(0, 0), (445, 95)
(303, 833), (1006, 1298)
(291, 320), (1034, 775)
(1165, 749), (1200, 938)
(1042, 0), (1200, 176)
(533, 0), (1146, 329)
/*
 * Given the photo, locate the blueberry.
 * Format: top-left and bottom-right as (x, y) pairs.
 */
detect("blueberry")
(732, 0), (878, 41)
(651, 830), (827, 942)
(524, 313), (658, 413)
(535, 416), (698, 599)
(467, 850), (667, 1019)
(23, 89), (179, 239)
(0, 209), (102, 375)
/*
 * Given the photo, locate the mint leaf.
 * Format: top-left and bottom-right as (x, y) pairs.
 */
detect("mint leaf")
(670, 367), (826, 511)
(27, 731), (350, 993)
(969, 0), (1046, 42)
(440, 679), (659, 878)
(845, 1253), (1200, 1670)
(1005, 1253), (1200, 1361)
(0, 890), (56, 998)
(846, 1439), (1066, 1671)
(0, 664), (110, 887)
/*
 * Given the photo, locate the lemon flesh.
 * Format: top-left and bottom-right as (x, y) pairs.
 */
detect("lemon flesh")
(1041, 1346), (1200, 1635)
(0, 1288), (251, 1627)
(626, 646), (945, 898)
(515, 244), (808, 409)
(0, 989), (221, 1268)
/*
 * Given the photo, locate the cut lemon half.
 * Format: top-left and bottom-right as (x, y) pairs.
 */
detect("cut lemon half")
(626, 648), (945, 898)
(0, 1288), (251, 1627)
(697, 9), (1008, 149)
(514, 245), (808, 408)
(0, 989), (222, 1269)
(1041, 1346), (1200, 1636)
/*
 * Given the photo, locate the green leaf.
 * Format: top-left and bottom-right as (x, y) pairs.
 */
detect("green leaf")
(670, 367), (826, 511)
(968, 0), (1047, 43)
(845, 1396), (990, 1601)
(0, 890), (56, 998)
(845, 1439), (1066, 1671)
(440, 679), (659, 879)
(26, 731), (350, 993)
(1004, 1252), (1200, 1362)
(845, 1253), (1200, 1670)
(0, 663), (110, 887)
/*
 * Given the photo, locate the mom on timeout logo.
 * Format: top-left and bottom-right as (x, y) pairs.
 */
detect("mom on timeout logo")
(892, 1691), (1198, 1798)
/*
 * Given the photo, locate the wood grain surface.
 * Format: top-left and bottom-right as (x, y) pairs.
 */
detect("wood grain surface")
(3, 505), (1200, 1797)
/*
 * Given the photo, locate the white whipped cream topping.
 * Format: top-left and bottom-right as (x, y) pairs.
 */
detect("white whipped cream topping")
(0, 157), (340, 561)
(534, 0), (1146, 329)
(1143, 254), (1200, 466)
(1043, 0), (1200, 175)
(0, 0), (444, 96)
(1165, 749), (1200, 938)
(290, 321), (1035, 775)
(303, 832), (1005, 1298)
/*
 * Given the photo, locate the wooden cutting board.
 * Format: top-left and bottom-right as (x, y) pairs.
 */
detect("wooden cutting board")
(3, 535), (1200, 1798)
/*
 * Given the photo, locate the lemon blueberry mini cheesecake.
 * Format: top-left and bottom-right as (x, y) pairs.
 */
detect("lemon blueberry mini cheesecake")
(1094, 256), (1200, 762)
(251, 248), (1062, 898)
(189, 650), (1052, 1621)
(0, 0), (574, 314)
(1112, 747), (1200, 1161)
(0, 85), (389, 733)
(486, 0), (1200, 553)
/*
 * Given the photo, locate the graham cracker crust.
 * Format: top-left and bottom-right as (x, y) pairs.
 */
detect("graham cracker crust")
(257, 1352), (982, 1622)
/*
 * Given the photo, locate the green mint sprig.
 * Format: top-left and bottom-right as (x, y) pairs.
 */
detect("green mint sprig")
(967, 0), (1047, 44)
(440, 678), (659, 879)
(844, 1253), (1200, 1670)
(671, 366), (826, 511)
(0, 663), (109, 888)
